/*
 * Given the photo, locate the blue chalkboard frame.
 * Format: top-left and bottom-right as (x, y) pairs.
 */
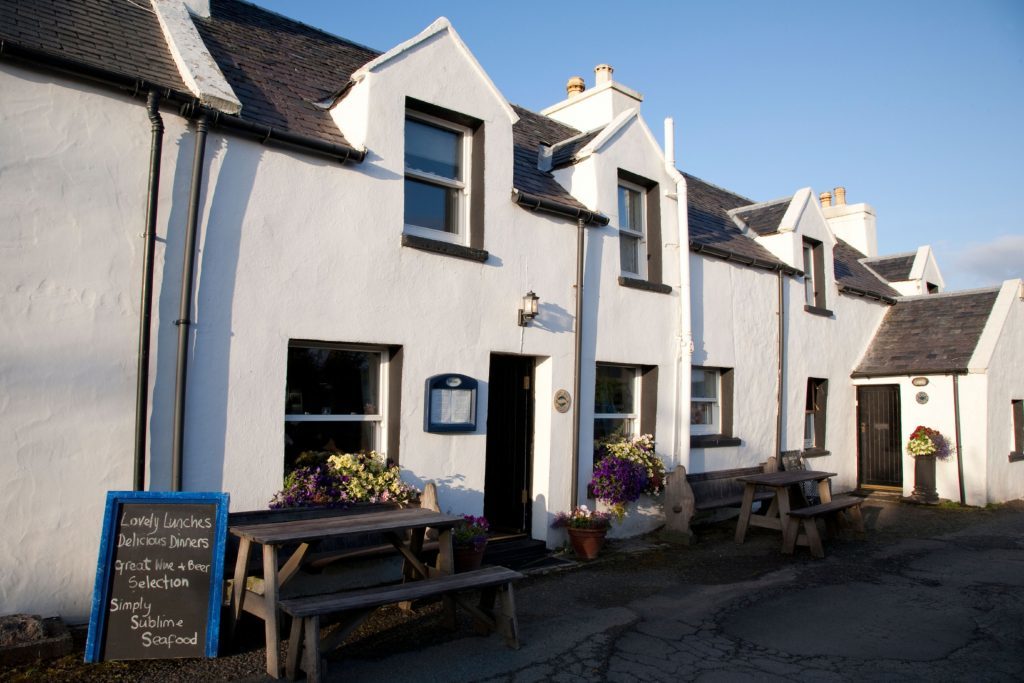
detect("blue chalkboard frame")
(84, 491), (230, 662)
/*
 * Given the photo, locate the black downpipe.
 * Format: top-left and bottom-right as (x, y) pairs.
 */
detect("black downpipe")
(570, 218), (586, 509)
(133, 91), (164, 491)
(171, 115), (209, 491)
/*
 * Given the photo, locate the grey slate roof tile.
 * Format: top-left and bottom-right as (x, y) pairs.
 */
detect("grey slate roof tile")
(863, 253), (915, 282)
(853, 289), (999, 376)
(551, 129), (601, 169)
(511, 104), (591, 212)
(684, 173), (791, 270)
(0, 0), (187, 92)
(834, 240), (901, 302)
(732, 200), (790, 236)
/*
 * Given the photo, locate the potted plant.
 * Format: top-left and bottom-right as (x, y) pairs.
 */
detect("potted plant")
(452, 514), (489, 572)
(552, 506), (612, 560)
(591, 434), (666, 521)
(269, 450), (419, 509)
(906, 426), (951, 504)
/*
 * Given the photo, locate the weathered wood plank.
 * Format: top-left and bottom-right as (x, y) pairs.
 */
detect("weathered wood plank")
(231, 508), (464, 544)
(787, 497), (862, 518)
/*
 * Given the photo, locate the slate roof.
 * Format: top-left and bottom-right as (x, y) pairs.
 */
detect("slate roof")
(0, 0), (188, 92)
(834, 240), (901, 302)
(511, 105), (593, 213)
(863, 253), (916, 282)
(732, 200), (790, 236)
(684, 173), (794, 271)
(551, 129), (602, 169)
(852, 289), (999, 377)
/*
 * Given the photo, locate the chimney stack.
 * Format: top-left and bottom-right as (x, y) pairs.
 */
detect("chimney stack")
(834, 186), (846, 206)
(594, 64), (614, 85)
(566, 76), (585, 98)
(820, 191), (832, 208)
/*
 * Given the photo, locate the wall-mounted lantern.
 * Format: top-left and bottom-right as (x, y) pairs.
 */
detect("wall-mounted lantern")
(518, 290), (540, 327)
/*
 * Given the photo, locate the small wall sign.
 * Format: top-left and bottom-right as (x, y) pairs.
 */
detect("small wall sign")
(425, 374), (478, 432)
(912, 377), (929, 387)
(916, 391), (929, 404)
(553, 389), (572, 413)
(85, 491), (229, 662)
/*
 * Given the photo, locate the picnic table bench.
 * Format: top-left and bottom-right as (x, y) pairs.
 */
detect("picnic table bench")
(279, 565), (522, 682)
(782, 496), (866, 558)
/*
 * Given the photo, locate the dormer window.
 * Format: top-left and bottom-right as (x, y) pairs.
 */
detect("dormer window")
(802, 237), (829, 313)
(618, 180), (646, 277)
(404, 113), (470, 243)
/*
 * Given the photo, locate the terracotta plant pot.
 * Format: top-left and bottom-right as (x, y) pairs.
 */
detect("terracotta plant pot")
(453, 540), (487, 572)
(567, 527), (607, 560)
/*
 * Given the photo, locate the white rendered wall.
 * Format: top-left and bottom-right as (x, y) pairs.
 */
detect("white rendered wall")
(980, 283), (1024, 503)
(0, 66), (161, 619)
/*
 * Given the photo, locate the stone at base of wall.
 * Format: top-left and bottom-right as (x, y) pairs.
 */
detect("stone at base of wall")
(0, 614), (73, 666)
(599, 495), (666, 539)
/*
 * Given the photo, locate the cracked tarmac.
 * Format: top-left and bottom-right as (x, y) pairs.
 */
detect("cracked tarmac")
(323, 499), (1024, 682)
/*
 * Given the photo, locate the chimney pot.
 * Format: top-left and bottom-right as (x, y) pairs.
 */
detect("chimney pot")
(834, 186), (846, 205)
(820, 191), (832, 208)
(594, 64), (614, 85)
(566, 75), (585, 98)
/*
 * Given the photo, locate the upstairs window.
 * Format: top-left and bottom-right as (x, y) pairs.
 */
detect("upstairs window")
(802, 238), (827, 311)
(1013, 399), (1023, 457)
(404, 114), (470, 243)
(617, 181), (646, 277)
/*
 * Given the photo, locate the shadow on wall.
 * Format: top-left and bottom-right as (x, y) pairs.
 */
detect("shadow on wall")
(532, 301), (573, 334)
(404, 472), (484, 515)
(147, 130), (261, 492)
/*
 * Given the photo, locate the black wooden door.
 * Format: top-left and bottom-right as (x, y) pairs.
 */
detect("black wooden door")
(484, 355), (535, 533)
(857, 385), (903, 487)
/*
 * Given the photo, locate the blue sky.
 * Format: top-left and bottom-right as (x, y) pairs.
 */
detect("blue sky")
(254, 0), (1023, 291)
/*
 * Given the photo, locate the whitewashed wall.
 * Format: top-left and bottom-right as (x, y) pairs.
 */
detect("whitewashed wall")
(980, 281), (1024, 503)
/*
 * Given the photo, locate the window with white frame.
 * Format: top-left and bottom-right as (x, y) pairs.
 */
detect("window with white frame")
(804, 378), (828, 450)
(1012, 399), (1023, 457)
(594, 364), (640, 443)
(618, 181), (646, 277)
(284, 343), (386, 472)
(404, 113), (470, 243)
(690, 367), (720, 435)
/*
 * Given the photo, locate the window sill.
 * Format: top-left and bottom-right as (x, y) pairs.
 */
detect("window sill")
(618, 276), (672, 295)
(690, 434), (742, 449)
(402, 234), (488, 263)
(1009, 451), (1024, 463)
(803, 305), (834, 318)
(801, 447), (831, 458)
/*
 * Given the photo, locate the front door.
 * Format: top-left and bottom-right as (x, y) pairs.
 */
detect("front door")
(857, 385), (903, 488)
(484, 355), (535, 534)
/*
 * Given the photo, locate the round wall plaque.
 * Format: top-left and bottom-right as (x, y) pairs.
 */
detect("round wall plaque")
(912, 377), (929, 387)
(916, 391), (929, 404)
(553, 389), (572, 413)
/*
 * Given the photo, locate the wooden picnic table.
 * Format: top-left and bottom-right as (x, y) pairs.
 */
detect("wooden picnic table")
(229, 507), (464, 678)
(733, 470), (836, 546)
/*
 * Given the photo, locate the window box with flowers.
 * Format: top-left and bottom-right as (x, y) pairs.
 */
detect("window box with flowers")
(590, 433), (666, 536)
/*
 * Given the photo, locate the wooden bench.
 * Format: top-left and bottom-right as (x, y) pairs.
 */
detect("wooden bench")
(782, 496), (866, 558)
(688, 466), (777, 512)
(278, 565), (523, 682)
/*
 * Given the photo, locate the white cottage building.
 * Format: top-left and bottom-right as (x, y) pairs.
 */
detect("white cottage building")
(0, 0), (1021, 619)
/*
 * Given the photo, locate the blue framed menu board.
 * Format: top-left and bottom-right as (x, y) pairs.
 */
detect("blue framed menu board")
(425, 374), (478, 432)
(85, 491), (229, 662)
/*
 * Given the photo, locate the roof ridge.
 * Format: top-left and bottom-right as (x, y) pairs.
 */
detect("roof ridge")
(225, 0), (382, 57)
(681, 171), (756, 204)
(864, 250), (917, 262)
(897, 286), (1000, 302)
(728, 196), (791, 215)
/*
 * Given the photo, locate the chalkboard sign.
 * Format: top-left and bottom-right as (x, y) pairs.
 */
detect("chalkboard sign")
(85, 491), (229, 662)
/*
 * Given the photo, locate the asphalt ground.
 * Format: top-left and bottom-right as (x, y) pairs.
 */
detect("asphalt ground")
(5, 496), (1023, 682)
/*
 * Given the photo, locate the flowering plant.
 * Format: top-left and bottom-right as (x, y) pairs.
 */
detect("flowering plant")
(595, 433), (665, 495)
(551, 505), (612, 530)
(590, 456), (648, 520)
(453, 514), (490, 549)
(269, 451), (419, 508)
(906, 426), (952, 460)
